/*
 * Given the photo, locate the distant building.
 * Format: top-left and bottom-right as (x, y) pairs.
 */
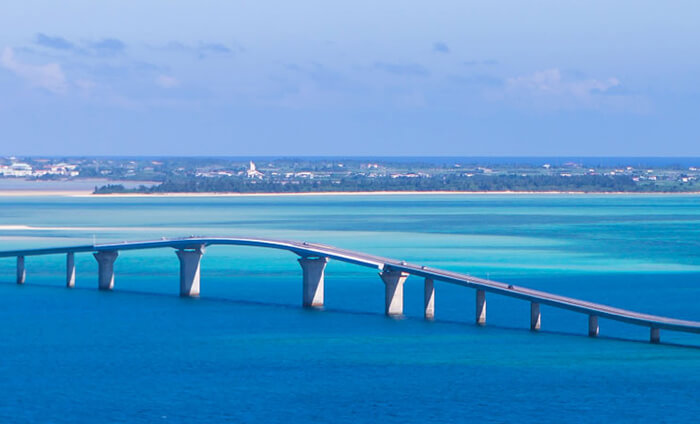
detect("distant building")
(0, 160), (81, 178)
(0, 162), (33, 177)
(46, 163), (79, 176)
(246, 161), (264, 179)
(391, 173), (423, 179)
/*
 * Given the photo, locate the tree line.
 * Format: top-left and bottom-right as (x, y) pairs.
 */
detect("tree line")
(93, 174), (698, 194)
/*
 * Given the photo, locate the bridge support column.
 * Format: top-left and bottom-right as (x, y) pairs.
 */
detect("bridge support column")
(530, 302), (541, 331)
(380, 270), (409, 317)
(66, 252), (75, 288)
(476, 289), (486, 326)
(588, 315), (599, 337)
(94, 251), (118, 291)
(424, 278), (435, 320)
(298, 256), (328, 308)
(176, 247), (204, 297)
(16, 256), (26, 285)
(650, 328), (660, 344)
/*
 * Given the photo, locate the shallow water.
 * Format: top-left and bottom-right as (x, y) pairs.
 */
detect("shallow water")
(0, 194), (698, 423)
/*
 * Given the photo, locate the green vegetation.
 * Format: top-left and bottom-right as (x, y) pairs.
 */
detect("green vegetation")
(93, 173), (699, 194)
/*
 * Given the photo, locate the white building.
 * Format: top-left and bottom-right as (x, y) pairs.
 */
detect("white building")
(0, 162), (33, 177)
(246, 161), (264, 179)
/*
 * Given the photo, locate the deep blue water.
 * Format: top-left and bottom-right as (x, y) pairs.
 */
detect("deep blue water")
(0, 194), (698, 423)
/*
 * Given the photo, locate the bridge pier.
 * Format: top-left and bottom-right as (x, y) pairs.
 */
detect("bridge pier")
(16, 256), (25, 285)
(380, 269), (409, 317)
(424, 278), (435, 320)
(66, 252), (75, 288)
(650, 328), (660, 344)
(530, 302), (541, 331)
(299, 256), (328, 308)
(94, 251), (118, 290)
(176, 246), (204, 297)
(476, 289), (486, 325)
(588, 315), (599, 337)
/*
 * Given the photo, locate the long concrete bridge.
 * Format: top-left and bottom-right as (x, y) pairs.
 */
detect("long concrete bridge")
(2, 236), (699, 344)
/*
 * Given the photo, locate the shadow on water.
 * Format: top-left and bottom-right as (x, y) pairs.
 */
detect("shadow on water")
(3, 280), (700, 351)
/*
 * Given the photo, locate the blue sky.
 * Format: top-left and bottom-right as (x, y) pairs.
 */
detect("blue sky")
(0, 0), (698, 156)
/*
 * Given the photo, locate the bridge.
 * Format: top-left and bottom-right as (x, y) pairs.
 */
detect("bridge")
(2, 236), (699, 344)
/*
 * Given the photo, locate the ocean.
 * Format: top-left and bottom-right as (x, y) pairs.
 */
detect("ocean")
(0, 194), (698, 423)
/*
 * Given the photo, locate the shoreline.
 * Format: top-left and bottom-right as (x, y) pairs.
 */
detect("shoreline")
(1, 190), (700, 197)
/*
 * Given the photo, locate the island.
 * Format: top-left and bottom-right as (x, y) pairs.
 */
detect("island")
(1, 156), (699, 194)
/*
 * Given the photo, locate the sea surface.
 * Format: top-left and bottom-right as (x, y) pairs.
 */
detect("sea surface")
(0, 194), (698, 423)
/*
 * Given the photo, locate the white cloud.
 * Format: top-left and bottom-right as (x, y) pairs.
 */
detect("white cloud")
(506, 68), (619, 99)
(492, 68), (646, 112)
(155, 74), (179, 88)
(0, 47), (67, 94)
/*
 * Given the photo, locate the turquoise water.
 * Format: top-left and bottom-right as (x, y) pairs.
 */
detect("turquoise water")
(0, 194), (698, 422)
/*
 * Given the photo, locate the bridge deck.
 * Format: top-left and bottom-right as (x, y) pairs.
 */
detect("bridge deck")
(1, 236), (699, 335)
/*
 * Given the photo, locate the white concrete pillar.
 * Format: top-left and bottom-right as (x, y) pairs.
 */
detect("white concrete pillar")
(475, 289), (486, 325)
(588, 315), (599, 337)
(298, 256), (328, 308)
(176, 247), (204, 297)
(66, 252), (75, 288)
(16, 256), (25, 285)
(530, 302), (541, 331)
(93, 251), (118, 291)
(424, 278), (435, 320)
(650, 328), (660, 344)
(380, 270), (409, 317)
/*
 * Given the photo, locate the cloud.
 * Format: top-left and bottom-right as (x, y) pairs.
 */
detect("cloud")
(197, 42), (238, 59)
(433, 41), (449, 54)
(199, 42), (231, 54)
(35, 33), (75, 50)
(0, 47), (67, 93)
(497, 68), (637, 110)
(449, 74), (503, 87)
(506, 69), (618, 98)
(133, 61), (167, 73)
(31, 35), (131, 57)
(158, 41), (238, 59)
(464, 59), (499, 66)
(374, 62), (430, 77)
(155, 74), (179, 88)
(90, 38), (126, 54)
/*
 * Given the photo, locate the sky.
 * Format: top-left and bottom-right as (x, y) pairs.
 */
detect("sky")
(0, 0), (699, 156)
